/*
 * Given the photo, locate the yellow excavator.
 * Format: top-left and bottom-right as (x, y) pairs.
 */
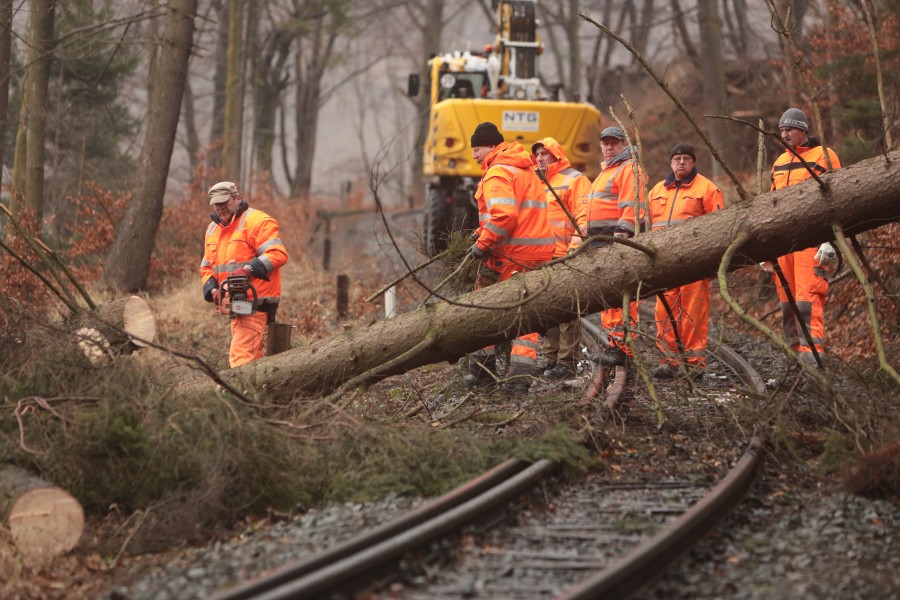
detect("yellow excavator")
(408, 0), (602, 255)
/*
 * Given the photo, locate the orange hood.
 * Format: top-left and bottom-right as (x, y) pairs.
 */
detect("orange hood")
(531, 137), (572, 178)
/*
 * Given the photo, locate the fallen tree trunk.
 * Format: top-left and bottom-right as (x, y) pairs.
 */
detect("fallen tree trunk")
(178, 150), (900, 400)
(63, 296), (156, 364)
(0, 465), (84, 563)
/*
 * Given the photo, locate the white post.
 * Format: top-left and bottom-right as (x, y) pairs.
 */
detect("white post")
(385, 286), (397, 319)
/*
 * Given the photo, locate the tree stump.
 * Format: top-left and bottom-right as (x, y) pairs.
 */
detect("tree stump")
(0, 466), (84, 564)
(266, 323), (292, 356)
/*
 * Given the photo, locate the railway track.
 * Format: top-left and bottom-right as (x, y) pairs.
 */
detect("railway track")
(209, 317), (766, 600)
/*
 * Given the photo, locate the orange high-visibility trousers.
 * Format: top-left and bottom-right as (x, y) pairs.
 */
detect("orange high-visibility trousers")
(774, 247), (828, 355)
(229, 311), (269, 367)
(601, 302), (640, 356)
(654, 279), (710, 368)
(474, 259), (543, 374)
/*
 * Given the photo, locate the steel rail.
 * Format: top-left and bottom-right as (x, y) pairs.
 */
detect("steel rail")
(210, 458), (530, 600)
(252, 460), (556, 600)
(555, 437), (764, 600)
(212, 459), (555, 600)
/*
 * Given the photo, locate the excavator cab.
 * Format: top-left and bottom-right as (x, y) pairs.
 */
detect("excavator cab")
(412, 0), (603, 256)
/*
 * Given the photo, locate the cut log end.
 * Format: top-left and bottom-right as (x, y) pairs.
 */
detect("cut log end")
(122, 295), (156, 347)
(8, 487), (84, 563)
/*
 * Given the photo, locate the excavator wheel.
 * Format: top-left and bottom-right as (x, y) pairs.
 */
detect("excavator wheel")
(423, 187), (451, 256)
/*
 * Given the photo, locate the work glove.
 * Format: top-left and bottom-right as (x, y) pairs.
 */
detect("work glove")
(613, 231), (628, 239)
(211, 288), (220, 306)
(814, 242), (836, 266)
(759, 261), (774, 273)
(232, 267), (250, 278)
(248, 257), (270, 280)
(468, 243), (487, 260)
(203, 277), (219, 303)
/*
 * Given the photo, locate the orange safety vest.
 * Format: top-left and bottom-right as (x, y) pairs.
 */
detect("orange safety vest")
(531, 137), (591, 258)
(648, 169), (723, 231)
(770, 138), (840, 356)
(474, 141), (555, 268)
(771, 139), (841, 190)
(200, 203), (288, 306)
(577, 148), (646, 246)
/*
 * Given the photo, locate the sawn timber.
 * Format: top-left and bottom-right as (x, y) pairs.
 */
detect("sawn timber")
(177, 150), (900, 400)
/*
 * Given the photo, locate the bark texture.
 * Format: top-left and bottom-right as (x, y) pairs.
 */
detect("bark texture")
(0, 465), (84, 563)
(103, 0), (198, 292)
(178, 151), (900, 400)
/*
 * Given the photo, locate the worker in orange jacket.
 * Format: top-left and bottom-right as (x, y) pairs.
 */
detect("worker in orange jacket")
(575, 126), (646, 367)
(467, 122), (556, 395)
(767, 108), (841, 367)
(200, 181), (288, 368)
(648, 144), (723, 379)
(531, 137), (591, 379)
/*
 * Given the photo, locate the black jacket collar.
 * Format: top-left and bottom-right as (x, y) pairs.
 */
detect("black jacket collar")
(664, 167), (697, 187)
(210, 199), (249, 226)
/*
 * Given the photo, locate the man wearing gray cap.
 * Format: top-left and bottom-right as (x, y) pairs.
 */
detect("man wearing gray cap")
(200, 181), (288, 367)
(575, 126), (646, 367)
(767, 108), (841, 367)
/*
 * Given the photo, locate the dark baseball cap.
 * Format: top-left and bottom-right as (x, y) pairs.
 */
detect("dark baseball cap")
(599, 126), (626, 141)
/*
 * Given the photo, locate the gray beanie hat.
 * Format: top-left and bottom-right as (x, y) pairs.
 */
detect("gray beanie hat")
(779, 108), (809, 132)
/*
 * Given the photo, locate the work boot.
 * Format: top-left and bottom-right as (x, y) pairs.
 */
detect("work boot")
(652, 364), (679, 379)
(598, 345), (627, 367)
(797, 352), (820, 369)
(465, 354), (497, 387)
(502, 364), (533, 396)
(544, 363), (575, 379)
(681, 366), (705, 381)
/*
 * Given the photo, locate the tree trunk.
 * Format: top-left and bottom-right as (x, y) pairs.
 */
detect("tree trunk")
(0, 0), (12, 178)
(0, 465), (84, 564)
(176, 151), (900, 400)
(252, 25), (292, 180)
(290, 31), (329, 198)
(182, 76), (200, 176)
(208, 0), (229, 172)
(103, 0), (198, 292)
(698, 0), (730, 187)
(223, 0), (245, 179)
(23, 0), (56, 225)
(409, 0), (444, 208)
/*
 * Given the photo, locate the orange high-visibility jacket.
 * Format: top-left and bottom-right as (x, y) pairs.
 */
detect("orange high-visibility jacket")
(200, 203), (288, 306)
(531, 137), (591, 258)
(648, 168), (723, 231)
(771, 138), (841, 191)
(474, 141), (555, 266)
(576, 147), (646, 246)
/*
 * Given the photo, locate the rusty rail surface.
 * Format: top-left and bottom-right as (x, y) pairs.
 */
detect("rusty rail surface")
(555, 437), (764, 600)
(211, 459), (555, 600)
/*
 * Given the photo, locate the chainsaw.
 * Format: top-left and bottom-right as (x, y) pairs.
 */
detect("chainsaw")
(219, 273), (258, 316)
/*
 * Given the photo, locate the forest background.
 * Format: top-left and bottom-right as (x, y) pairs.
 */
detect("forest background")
(0, 0), (897, 300)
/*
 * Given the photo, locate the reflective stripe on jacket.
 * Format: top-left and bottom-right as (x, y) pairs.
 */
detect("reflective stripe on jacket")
(200, 205), (288, 305)
(648, 168), (723, 231)
(532, 137), (591, 257)
(474, 141), (555, 265)
(771, 138), (841, 191)
(577, 147), (646, 245)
